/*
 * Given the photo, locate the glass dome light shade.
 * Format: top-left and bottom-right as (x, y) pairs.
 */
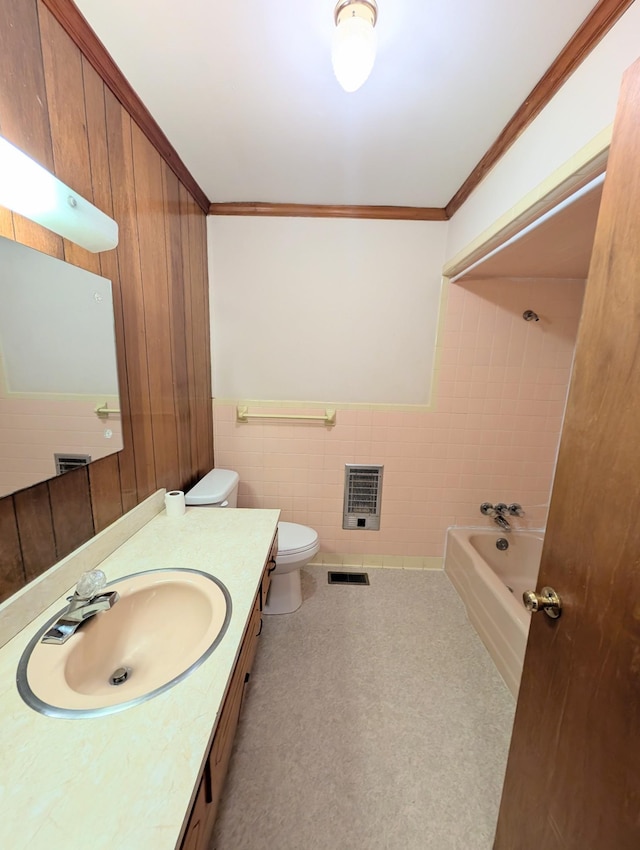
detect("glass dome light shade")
(332, 11), (377, 93)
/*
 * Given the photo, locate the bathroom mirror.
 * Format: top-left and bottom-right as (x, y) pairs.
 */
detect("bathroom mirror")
(0, 235), (122, 498)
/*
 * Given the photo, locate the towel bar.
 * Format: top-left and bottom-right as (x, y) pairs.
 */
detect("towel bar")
(95, 403), (121, 418)
(236, 405), (336, 425)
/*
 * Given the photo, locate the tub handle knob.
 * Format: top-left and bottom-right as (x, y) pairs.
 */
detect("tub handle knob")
(523, 587), (562, 619)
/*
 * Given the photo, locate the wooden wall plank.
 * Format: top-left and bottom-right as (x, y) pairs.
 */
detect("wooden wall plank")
(88, 454), (123, 532)
(188, 196), (214, 478)
(14, 483), (57, 583)
(179, 183), (200, 482)
(38, 3), (99, 273)
(163, 164), (193, 488)
(0, 0), (62, 257)
(0, 207), (15, 240)
(48, 466), (94, 559)
(197, 211), (214, 472)
(81, 56), (137, 511)
(0, 498), (25, 603)
(104, 89), (156, 500)
(0, 2), (213, 597)
(131, 123), (180, 491)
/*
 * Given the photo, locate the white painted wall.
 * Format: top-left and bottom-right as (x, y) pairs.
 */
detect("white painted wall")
(208, 216), (448, 405)
(445, 3), (640, 263)
(207, 8), (640, 409)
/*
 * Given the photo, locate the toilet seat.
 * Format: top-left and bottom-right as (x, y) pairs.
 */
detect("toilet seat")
(265, 522), (320, 614)
(277, 522), (319, 556)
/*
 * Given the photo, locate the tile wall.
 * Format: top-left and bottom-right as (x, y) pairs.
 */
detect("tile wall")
(0, 395), (122, 497)
(213, 277), (585, 567)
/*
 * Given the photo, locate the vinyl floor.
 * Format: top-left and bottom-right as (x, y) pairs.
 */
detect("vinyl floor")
(210, 567), (515, 850)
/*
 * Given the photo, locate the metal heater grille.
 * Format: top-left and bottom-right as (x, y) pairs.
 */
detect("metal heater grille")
(55, 454), (91, 475)
(343, 464), (383, 530)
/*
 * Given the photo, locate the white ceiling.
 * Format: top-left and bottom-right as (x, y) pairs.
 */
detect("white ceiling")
(74, 0), (600, 207)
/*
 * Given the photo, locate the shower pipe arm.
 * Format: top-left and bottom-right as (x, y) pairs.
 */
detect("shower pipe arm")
(236, 405), (336, 425)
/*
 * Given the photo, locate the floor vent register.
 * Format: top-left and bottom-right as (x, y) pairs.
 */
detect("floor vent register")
(327, 572), (370, 585)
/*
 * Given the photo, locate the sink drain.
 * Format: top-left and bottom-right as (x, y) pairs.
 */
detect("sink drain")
(109, 666), (132, 686)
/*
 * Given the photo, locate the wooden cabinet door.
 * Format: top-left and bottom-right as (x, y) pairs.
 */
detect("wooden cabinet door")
(180, 566), (267, 850)
(494, 55), (640, 850)
(180, 774), (209, 850)
(207, 590), (262, 822)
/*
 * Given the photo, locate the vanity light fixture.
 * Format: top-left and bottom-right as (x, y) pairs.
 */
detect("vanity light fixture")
(332, 0), (378, 93)
(0, 135), (118, 253)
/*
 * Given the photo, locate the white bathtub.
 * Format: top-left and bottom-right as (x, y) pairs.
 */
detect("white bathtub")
(444, 527), (544, 697)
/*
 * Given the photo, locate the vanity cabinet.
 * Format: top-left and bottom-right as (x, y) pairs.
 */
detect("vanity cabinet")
(179, 532), (277, 850)
(261, 531), (277, 610)
(180, 779), (209, 850)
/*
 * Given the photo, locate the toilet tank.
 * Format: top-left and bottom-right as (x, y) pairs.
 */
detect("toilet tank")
(184, 469), (239, 508)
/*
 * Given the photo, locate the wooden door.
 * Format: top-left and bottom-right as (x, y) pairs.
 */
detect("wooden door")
(493, 57), (640, 849)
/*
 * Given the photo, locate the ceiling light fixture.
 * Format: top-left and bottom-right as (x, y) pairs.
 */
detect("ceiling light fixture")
(332, 0), (378, 93)
(0, 135), (118, 253)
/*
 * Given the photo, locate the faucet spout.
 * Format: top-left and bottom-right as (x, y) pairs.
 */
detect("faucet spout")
(493, 515), (511, 532)
(41, 572), (119, 645)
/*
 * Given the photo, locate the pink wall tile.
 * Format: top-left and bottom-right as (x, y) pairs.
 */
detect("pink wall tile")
(0, 397), (123, 497)
(213, 277), (585, 559)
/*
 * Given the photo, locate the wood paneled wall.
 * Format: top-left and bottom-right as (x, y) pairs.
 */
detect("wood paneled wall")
(0, 0), (213, 602)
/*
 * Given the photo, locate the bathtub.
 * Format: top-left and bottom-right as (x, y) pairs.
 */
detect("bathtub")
(444, 527), (544, 698)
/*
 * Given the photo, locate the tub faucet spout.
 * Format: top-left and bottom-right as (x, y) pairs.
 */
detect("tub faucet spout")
(493, 514), (511, 532)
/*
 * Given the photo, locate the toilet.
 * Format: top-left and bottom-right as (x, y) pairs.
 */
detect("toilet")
(184, 469), (320, 615)
(184, 468), (240, 508)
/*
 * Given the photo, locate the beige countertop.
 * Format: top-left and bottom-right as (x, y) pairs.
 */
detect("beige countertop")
(0, 503), (280, 850)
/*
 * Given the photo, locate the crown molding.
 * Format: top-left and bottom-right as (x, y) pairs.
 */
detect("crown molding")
(209, 202), (449, 221)
(445, 0), (635, 218)
(42, 0), (632, 222)
(40, 0), (210, 213)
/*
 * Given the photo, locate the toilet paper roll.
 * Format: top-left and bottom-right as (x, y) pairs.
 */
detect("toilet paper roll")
(165, 490), (186, 518)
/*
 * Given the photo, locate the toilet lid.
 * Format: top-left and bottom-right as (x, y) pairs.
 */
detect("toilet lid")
(184, 469), (239, 505)
(277, 522), (319, 555)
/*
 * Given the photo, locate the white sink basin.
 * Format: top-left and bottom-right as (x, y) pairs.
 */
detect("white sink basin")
(16, 569), (231, 718)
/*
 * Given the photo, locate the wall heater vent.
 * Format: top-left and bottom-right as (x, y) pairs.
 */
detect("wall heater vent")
(343, 464), (383, 530)
(55, 453), (91, 475)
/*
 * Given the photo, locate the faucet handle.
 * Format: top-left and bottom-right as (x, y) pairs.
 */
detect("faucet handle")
(494, 503), (509, 516)
(75, 569), (107, 600)
(480, 502), (496, 517)
(508, 503), (525, 517)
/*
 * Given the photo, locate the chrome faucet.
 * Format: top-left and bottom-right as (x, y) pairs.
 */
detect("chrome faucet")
(493, 513), (512, 532)
(41, 570), (119, 645)
(480, 502), (524, 533)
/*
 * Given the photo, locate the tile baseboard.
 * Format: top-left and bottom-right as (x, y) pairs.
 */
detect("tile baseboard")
(309, 553), (443, 571)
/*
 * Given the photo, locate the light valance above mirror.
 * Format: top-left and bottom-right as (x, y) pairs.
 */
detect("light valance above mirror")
(0, 135), (118, 253)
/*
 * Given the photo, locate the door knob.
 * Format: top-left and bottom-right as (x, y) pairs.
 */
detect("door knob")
(523, 587), (562, 619)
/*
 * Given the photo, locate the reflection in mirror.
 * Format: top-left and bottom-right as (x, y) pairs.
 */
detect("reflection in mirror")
(0, 236), (122, 497)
